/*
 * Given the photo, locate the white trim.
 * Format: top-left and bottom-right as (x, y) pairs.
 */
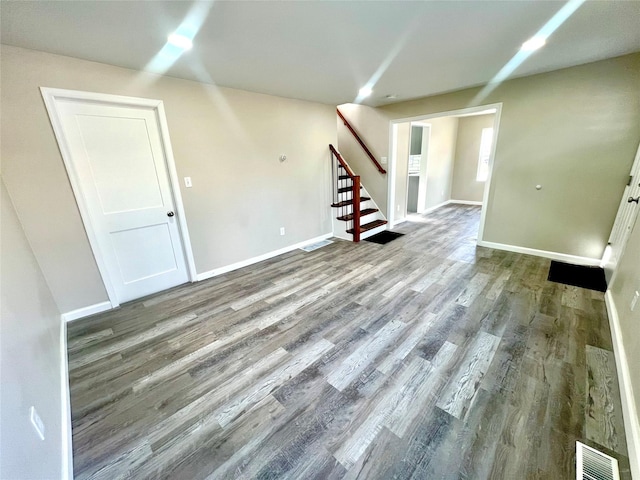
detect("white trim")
(155, 101), (198, 281)
(449, 199), (483, 206)
(196, 233), (333, 281)
(387, 123), (399, 226)
(387, 103), (502, 244)
(41, 89), (119, 306)
(420, 200), (452, 215)
(40, 87), (197, 307)
(391, 218), (407, 227)
(61, 301), (113, 323)
(60, 320), (73, 480)
(604, 291), (640, 480)
(477, 240), (601, 266)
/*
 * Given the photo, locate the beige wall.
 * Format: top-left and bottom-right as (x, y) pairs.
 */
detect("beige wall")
(451, 114), (495, 203)
(1, 179), (65, 478)
(1, 46), (336, 313)
(609, 210), (640, 433)
(336, 103), (390, 216)
(422, 116), (458, 211)
(343, 53), (640, 259)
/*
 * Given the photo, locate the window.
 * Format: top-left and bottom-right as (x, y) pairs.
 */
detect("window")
(476, 127), (494, 182)
(408, 155), (421, 175)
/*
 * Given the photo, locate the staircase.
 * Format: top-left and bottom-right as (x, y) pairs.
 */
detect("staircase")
(330, 144), (387, 242)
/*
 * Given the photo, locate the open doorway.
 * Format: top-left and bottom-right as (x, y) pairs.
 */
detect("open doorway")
(388, 103), (502, 243)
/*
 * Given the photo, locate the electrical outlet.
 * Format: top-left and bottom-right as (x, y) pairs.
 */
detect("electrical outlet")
(631, 291), (639, 311)
(30, 406), (45, 441)
(381, 156), (388, 165)
(280, 227), (285, 236)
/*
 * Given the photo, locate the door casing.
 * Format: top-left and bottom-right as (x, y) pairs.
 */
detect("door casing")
(387, 103), (502, 241)
(41, 87), (197, 308)
(605, 140), (640, 283)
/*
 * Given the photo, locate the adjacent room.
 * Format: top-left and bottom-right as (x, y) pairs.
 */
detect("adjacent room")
(1, 1), (639, 479)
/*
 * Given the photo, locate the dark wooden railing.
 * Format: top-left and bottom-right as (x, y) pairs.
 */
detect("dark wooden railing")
(330, 144), (361, 242)
(336, 108), (387, 174)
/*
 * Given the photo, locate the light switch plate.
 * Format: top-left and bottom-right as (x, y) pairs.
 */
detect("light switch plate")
(184, 177), (192, 188)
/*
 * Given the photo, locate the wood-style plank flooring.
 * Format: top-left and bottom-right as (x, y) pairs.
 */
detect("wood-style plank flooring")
(67, 204), (631, 479)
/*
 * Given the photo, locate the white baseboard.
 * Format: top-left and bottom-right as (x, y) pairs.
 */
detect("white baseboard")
(449, 199), (483, 206)
(418, 200), (451, 215)
(196, 233), (333, 281)
(391, 218), (406, 227)
(61, 300), (113, 323)
(59, 320), (74, 480)
(476, 240), (601, 266)
(604, 291), (640, 479)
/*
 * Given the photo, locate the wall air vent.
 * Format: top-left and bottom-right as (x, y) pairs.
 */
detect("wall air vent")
(576, 441), (620, 480)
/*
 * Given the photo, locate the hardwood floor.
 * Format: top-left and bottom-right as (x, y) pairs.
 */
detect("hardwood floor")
(67, 204), (631, 479)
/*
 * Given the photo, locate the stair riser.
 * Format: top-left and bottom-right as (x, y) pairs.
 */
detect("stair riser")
(331, 159), (388, 242)
(359, 223), (388, 240)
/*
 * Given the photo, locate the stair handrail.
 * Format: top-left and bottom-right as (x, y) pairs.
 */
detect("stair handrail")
(336, 108), (387, 174)
(329, 144), (355, 177)
(329, 145), (361, 242)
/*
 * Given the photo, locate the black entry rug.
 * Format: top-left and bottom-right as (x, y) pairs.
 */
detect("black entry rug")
(365, 231), (404, 245)
(547, 261), (607, 292)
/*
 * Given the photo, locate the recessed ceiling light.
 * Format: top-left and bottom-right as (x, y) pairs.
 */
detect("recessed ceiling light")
(520, 36), (546, 52)
(168, 33), (193, 50)
(385, 94), (398, 99)
(358, 86), (373, 98)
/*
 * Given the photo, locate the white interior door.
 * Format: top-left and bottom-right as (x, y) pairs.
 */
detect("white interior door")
(607, 141), (640, 271)
(45, 92), (190, 304)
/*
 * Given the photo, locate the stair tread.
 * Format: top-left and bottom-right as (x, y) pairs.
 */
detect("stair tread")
(338, 175), (351, 180)
(337, 208), (378, 221)
(337, 186), (363, 194)
(347, 219), (388, 234)
(331, 196), (370, 208)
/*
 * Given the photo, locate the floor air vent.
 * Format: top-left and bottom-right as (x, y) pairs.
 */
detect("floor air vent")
(576, 442), (620, 480)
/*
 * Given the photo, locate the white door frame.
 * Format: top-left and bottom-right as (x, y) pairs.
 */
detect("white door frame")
(41, 87), (197, 308)
(413, 123), (431, 215)
(387, 103), (502, 243)
(605, 140), (640, 282)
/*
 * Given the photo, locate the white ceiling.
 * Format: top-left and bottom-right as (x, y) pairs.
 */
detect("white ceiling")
(2, 1), (639, 106)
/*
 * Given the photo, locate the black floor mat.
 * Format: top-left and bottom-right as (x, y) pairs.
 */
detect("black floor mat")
(547, 261), (607, 292)
(365, 231), (404, 245)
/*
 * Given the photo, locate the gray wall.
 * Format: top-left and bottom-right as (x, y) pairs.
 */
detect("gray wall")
(341, 53), (640, 260)
(1, 45), (336, 314)
(422, 117), (458, 211)
(1, 179), (65, 479)
(451, 114), (495, 203)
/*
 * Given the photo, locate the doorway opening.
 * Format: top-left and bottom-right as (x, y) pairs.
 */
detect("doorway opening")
(388, 103), (502, 243)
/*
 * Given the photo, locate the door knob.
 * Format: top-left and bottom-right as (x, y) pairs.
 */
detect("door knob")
(628, 197), (640, 204)
(167, 211), (175, 217)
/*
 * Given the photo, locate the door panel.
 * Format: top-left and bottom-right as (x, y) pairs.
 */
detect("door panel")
(76, 114), (164, 213)
(55, 98), (189, 303)
(607, 141), (640, 273)
(111, 223), (178, 284)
